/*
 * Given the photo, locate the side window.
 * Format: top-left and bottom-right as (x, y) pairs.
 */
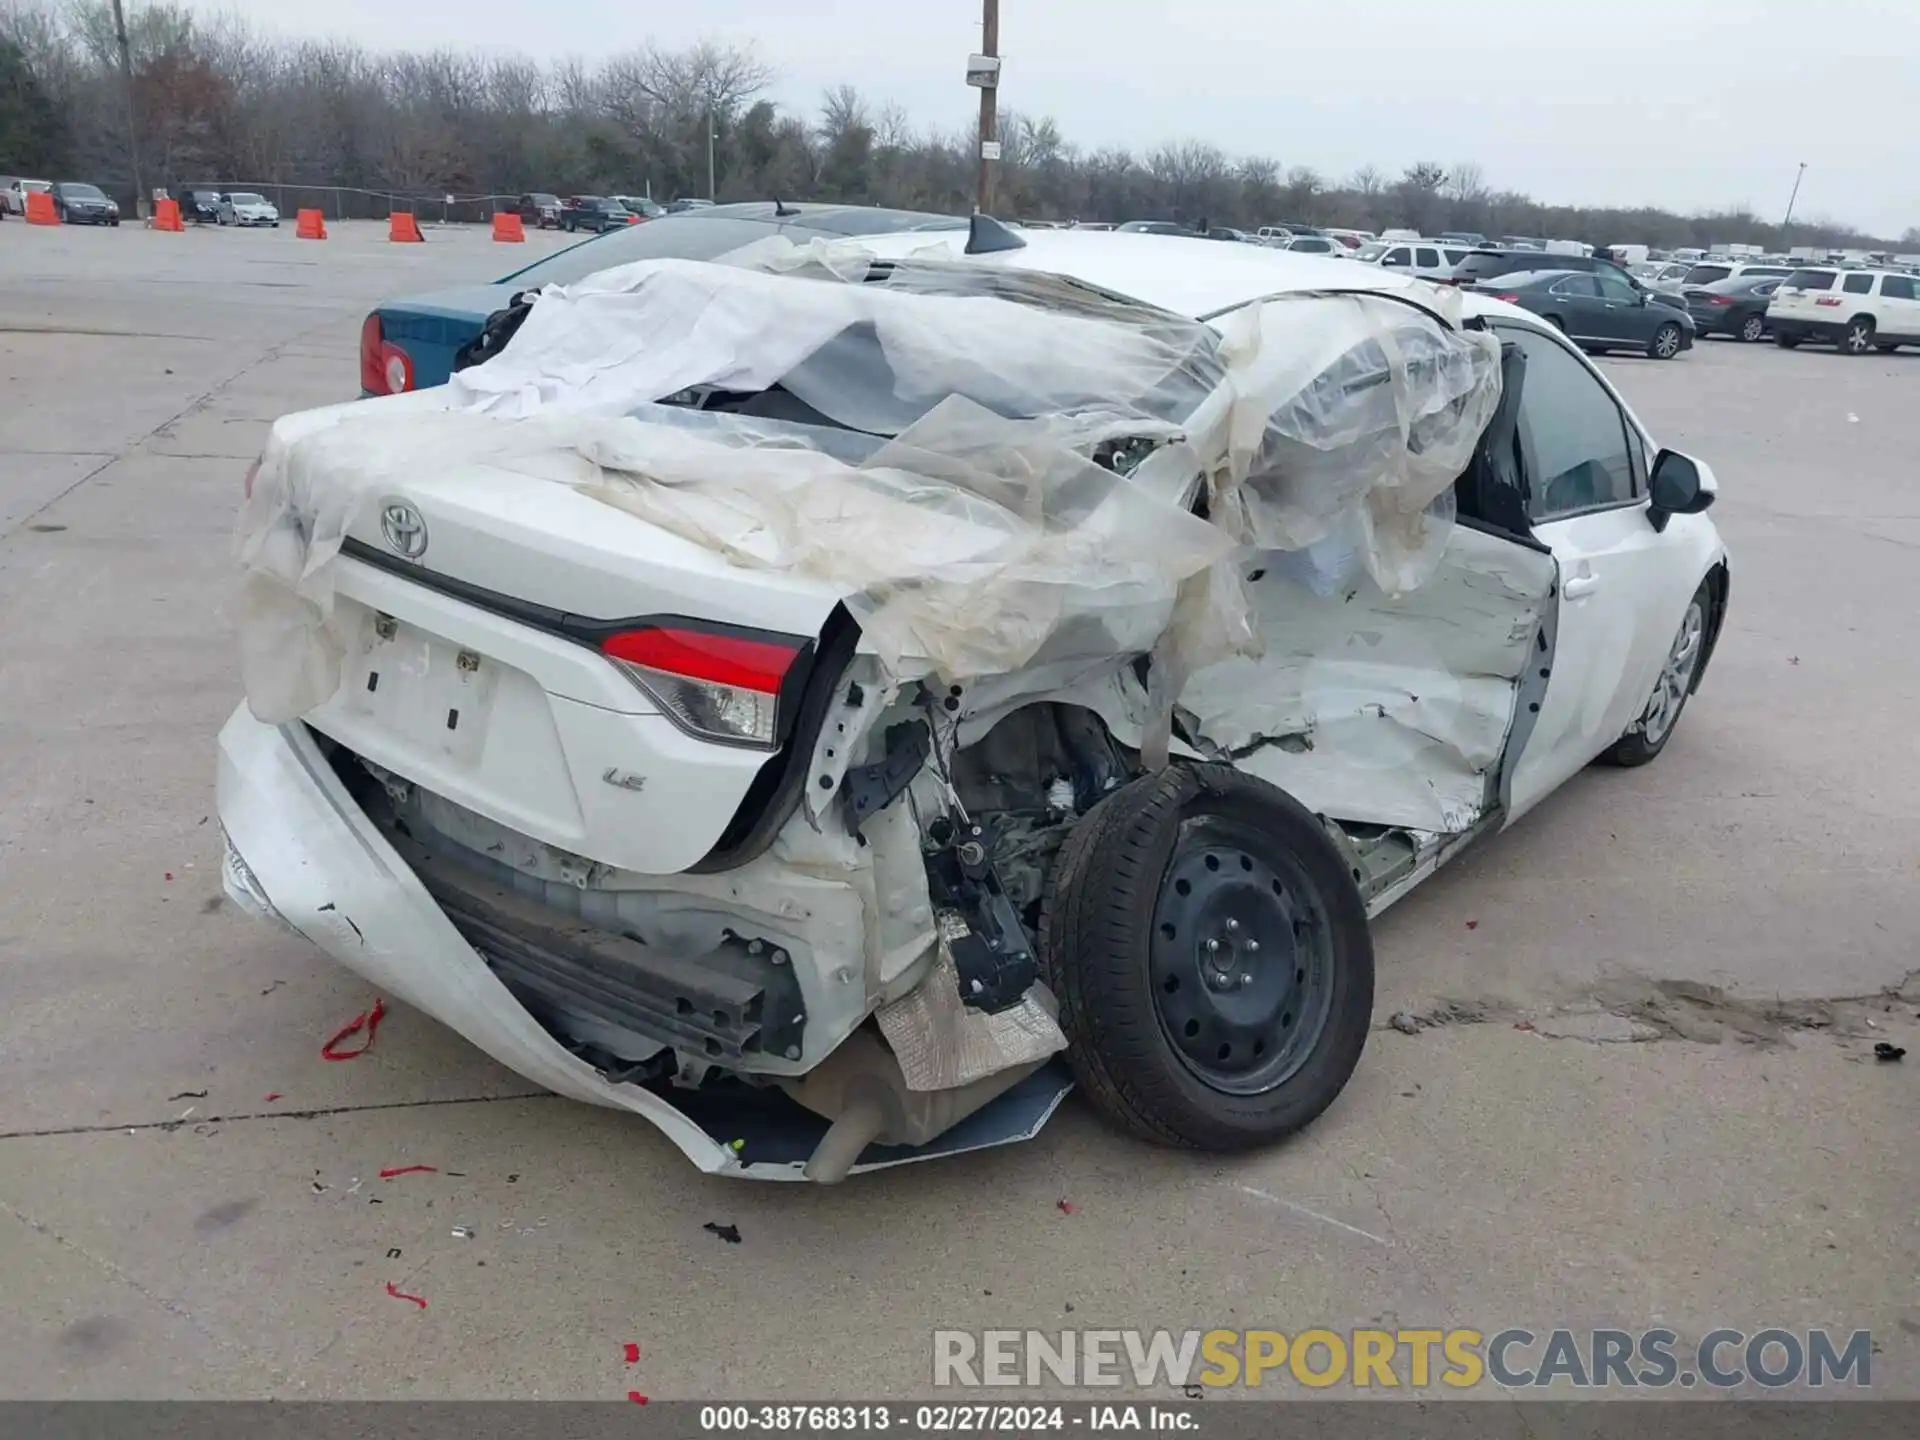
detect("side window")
(1881, 276), (1916, 301)
(1416, 247), (1440, 268)
(1842, 273), (1874, 295)
(1384, 247), (1412, 266)
(1754, 281), (1779, 297)
(1595, 272), (1639, 302)
(1501, 326), (1640, 521)
(1550, 274), (1601, 297)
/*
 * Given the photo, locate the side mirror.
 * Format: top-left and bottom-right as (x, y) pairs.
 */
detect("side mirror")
(1648, 450), (1714, 532)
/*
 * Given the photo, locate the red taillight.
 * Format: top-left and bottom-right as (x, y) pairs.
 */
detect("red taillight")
(1492, 292), (1521, 304)
(359, 312), (415, 395)
(1709, 296), (1735, 306)
(1815, 297), (1843, 307)
(604, 627), (797, 693)
(360, 312), (385, 393)
(601, 626), (804, 748)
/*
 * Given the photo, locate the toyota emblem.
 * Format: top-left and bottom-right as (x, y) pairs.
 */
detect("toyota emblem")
(381, 500), (428, 559)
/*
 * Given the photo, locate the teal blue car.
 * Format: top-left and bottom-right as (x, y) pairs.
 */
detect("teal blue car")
(359, 202), (968, 396)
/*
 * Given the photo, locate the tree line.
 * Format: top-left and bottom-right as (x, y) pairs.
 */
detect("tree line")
(2, 1), (1910, 249)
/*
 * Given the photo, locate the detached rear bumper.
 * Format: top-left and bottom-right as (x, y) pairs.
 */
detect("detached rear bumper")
(217, 704), (749, 1171)
(216, 705), (1071, 1178)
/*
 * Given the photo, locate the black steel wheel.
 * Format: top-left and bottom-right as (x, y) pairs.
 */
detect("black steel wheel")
(1150, 818), (1336, 1094)
(1041, 763), (1374, 1150)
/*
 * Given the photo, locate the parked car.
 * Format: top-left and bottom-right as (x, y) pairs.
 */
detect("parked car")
(1117, 220), (1194, 236)
(516, 193), (563, 229)
(1633, 261), (1694, 292)
(1680, 274), (1781, 342)
(3, 177), (51, 215)
(560, 196), (634, 233)
(228, 225), (1729, 1179)
(1438, 231), (1488, 247)
(1475, 268), (1694, 358)
(1768, 267), (1920, 353)
(1325, 228), (1372, 249)
(1355, 240), (1468, 280)
(1255, 226), (1293, 243)
(181, 188), (226, 223)
(1280, 234), (1344, 256)
(218, 191), (280, 227)
(1200, 225), (1253, 242)
(359, 202), (972, 395)
(613, 195), (666, 220)
(1679, 261), (1793, 287)
(49, 181), (119, 225)
(663, 198), (715, 214)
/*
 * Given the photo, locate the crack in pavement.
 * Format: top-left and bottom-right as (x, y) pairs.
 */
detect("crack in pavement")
(0, 1194), (262, 1372)
(1, 313), (346, 543)
(0, 1091), (560, 1142)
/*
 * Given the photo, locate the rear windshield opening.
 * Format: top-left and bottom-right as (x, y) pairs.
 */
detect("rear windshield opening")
(1682, 265), (1732, 285)
(1784, 270), (1836, 291)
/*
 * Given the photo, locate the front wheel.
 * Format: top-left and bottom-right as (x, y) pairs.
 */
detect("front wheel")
(1843, 317), (1876, 354)
(1599, 580), (1710, 767)
(1775, 332), (1800, 348)
(1041, 763), (1374, 1150)
(1739, 313), (1765, 343)
(1650, 322), (1683, 360)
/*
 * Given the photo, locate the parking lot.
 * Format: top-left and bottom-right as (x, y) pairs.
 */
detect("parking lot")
(1, 219), (1916, 1401)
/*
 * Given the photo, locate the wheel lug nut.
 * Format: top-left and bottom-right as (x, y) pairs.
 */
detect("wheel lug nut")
(1225, 918), (1239, 933)
(1206, 939), (1221, 954)
(1210, 972), (1231, 989)
(1239, 973), (1253, 988)
(1245, 939), (1259, 953)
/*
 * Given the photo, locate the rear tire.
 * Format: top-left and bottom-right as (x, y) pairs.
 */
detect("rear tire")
(1843, 317), (1876, 354)
(1650, 322), (1683, 359)
(1774, 333), (1801, 348)
(1040, 763), (1374, 1151)
(1739, 313), (1765, 343)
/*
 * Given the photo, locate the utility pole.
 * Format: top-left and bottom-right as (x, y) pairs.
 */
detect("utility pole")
(109, 0), (144, 216)
(1781, 161), (1807, 235)
(706, 102), (717, 201)
(975, 0), (1000, 215)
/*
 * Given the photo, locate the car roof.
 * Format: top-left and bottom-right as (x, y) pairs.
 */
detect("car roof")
(846, 227), (1422, 320)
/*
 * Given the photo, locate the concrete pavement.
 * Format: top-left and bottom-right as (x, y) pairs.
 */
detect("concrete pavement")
(1, 221), (1914, 1401)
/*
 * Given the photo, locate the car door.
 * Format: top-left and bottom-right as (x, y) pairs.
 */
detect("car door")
(1593, 268), (1651, 343)
(1877, 274), (1920, 338)
(1543, 274), (1604, 338)
(1415, 246), (1442, 276)
(1498, 324), (1703, 820)
(1380, 245), (1414, 271)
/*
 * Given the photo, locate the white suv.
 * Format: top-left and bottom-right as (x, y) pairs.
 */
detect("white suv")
(1768, 267), (1920, 353)
(1355, 240), (1468, 280)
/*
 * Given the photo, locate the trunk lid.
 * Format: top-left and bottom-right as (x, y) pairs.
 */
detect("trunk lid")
(279, 403), (850, 876)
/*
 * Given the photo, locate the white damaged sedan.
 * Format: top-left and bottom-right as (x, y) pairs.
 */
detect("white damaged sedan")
(219, 224), (1729, 1180)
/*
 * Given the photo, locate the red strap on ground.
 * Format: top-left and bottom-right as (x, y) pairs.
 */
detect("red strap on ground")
(627, 1393), (649, 1405)
(624, 1343), (641, 1364)
(321, 997), (387, 1060)
(385, 1282), (427, 1309)
(378, 1165), (438, 1180)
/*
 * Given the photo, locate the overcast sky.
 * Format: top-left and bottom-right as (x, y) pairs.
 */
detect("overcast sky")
(229, 0), (1918, 236)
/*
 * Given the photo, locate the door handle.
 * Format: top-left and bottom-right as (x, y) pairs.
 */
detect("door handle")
(1563, 575), (1600, 599)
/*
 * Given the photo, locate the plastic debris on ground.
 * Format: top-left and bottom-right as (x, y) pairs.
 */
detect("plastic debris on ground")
(321, 996), (387, 1060)
(378, 1164), (438, 1180)
(234, 237), (1501, 756)
(1874, 1043), (1906, 1062)
(703, 1222), (742, 1244)
(384, 1281), (428, 1309)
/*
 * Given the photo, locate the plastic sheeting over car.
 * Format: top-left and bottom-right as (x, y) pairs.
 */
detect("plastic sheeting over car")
(234, 238), (1502, 743)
